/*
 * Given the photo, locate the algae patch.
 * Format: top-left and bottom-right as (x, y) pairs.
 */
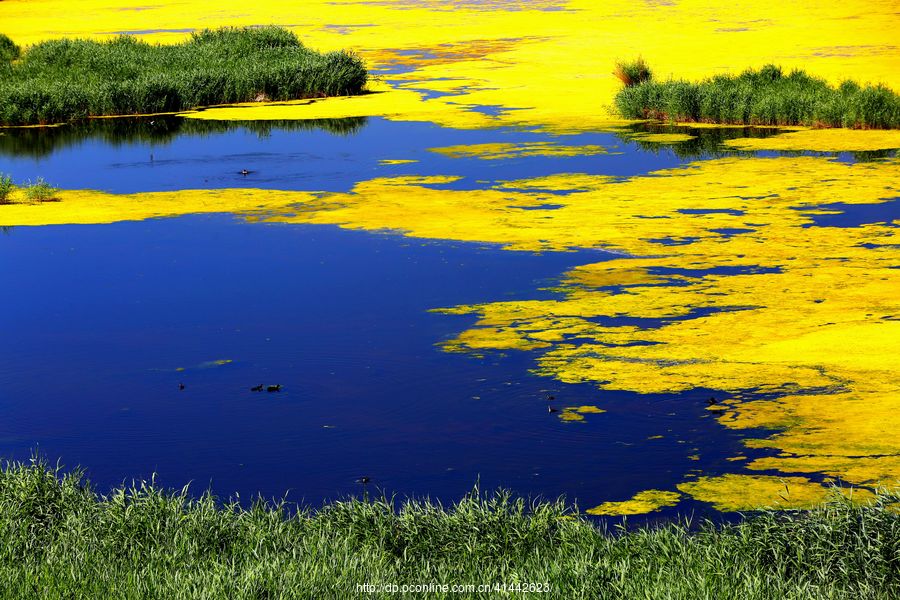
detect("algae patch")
(586, 490), (681, 516)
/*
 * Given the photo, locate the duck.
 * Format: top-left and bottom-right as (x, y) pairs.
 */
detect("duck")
(356, 476), (371, 484)
(267, 384), (281, 392)
(179, 383), (185, 390)
(706, 396), (717, 405)
(250, 384), (263, 392)
(240, 169), (251, 176)
(547, 395), (558, 413)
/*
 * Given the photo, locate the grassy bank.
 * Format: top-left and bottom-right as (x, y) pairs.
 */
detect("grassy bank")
(1, 458), (897, 598)
(614, 63), (900, 128)
(0, 27), (367, 126)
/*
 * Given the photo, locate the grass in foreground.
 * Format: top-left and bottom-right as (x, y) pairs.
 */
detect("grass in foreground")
(0, 27), (367, 126)
(615, 63), (900, 128)
(0, 458), (898, 599)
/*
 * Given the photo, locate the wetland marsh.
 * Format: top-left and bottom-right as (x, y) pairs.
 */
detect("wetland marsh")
(0, 0), (898, 581)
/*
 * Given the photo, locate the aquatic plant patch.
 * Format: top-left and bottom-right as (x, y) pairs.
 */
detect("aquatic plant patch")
(0, 26), (367, 126)
(615, 64), (900, 128)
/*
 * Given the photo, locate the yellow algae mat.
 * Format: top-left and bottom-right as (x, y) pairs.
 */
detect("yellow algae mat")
(3, 0), (900, 132)
(2, 0), (900, 513)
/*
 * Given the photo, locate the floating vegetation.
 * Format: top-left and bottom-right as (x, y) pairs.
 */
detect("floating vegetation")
(0, 27), (368, 126)
(428, 142), (611, 160)
(3, 1), (899, 133)
(723, 128), (900, 152)
(615, 63), (900, 128)
(2, 153), (899, 514)
(558, 405), (606, 422)
(2, 0), (900, 516)
(677, 474), (876, 512)
(586, 489), (680, 516)
(173, 359), (234, 372)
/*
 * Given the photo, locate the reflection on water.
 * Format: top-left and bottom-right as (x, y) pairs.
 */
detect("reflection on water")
(0, 116), (368, 158)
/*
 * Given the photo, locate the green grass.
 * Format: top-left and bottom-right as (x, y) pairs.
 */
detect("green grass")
(0, 457), (898, 599)
(614, 63), (900, 128)
(0, 34), (20, 64)
(0, 27), (368, 126)
(23, 177), (59, 203)
(613, 58), (652, 87)
(0, 174), (13, 204)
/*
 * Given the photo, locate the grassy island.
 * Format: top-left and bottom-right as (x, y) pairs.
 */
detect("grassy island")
(614, 61), (900, 128)
(0, 27), (367, 126)
(0, 458), (897, 598)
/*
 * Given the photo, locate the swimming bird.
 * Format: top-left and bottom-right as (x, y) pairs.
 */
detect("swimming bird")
(706, 396), (717, 405)
(240, 169), (251, 176)
(356, 476), (371, 484)
(250, 384), (263, 392)
(179, 383), (185, 390)
(547, 395), (558, 413)
(267, 384), (281, 392)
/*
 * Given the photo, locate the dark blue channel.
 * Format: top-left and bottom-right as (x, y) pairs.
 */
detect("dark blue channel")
(0, 216), (749, 515)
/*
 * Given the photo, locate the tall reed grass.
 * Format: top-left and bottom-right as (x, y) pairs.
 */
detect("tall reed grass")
(614, 58), (652, 87)
(0, 457), (897, 599)
(615, 63), (900, 128)
(0, 27), (368, 126)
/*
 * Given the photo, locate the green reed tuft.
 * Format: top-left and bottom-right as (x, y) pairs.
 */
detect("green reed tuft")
(0, 174), (13, 204)
(0, 27), (368, 126)
(614, 58), (652, 87)
(0, 34), (20, 64)
(615, 63), (900, 128)
(23, 177), (59, 203)
(0, 456), (897, 599)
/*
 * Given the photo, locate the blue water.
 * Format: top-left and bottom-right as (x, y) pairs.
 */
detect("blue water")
(1, 117), (891, 516)
(0, 215), (747, 511)
(0, 117), (693, 195)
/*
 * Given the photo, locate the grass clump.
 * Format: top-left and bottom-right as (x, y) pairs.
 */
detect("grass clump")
(0, 174), (13, 204)
(615, 63), (900, 128)
(0, 456), (898, 599)
(614, 58), (652, 87)
(0, 34), (20, 63)
(0, 26), (368, 126)
(23, 177), (58, 203)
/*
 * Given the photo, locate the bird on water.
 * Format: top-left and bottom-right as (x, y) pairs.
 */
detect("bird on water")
(547, 395), (558, 413)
